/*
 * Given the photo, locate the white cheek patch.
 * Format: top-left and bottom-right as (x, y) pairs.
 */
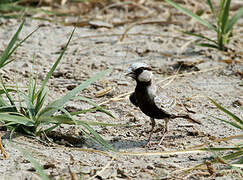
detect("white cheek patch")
(138, 70), (153, 82)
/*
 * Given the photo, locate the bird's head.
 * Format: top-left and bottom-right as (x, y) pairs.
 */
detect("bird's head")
(126, 63), (153, 83)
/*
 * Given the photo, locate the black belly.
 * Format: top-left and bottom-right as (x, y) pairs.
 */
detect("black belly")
(139, 103), (170, 119)
(135, 90), (171, 119)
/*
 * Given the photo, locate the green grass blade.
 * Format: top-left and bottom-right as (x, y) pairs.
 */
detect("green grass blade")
(72, 96), (115, 118)
(225, 7), (243, 33)
(35, 87), (48, 114)
(3, 27), (39, 67)
(217, 156), (243, 175)
(35, 28), (75, 115)
(0, 96), (9, 107)
(218, 0), (226, 22)
(232, 158), (243, 166)
(60, 109), (116, 151)
(165, 0), (216, 31)
(217, 0), (227, 50)
(21, 126), (36, 136)
(21, 93), (35, 120)
(28, 77), (37, 103)
(185, 150), (243, 173)
(0, 3), (61, 16)
(196, 43), (219, 49)
(0, 105), (17, 112)
(12, 144), (50, 180)
(183, 31), (217, 44)
(59, 107), (77, 125)
(39, 28), (75, 91)
(80, 123), (116, 151)
(3, 121), (18, 126)
(207, 0), (216, 17)
(0, 88), (16, 95)
(0, 79), (16, 107)
(209, 98), (243, 128)
(0, 113), (34, 126)
(211, 116), (243, 130)
(39, 68), (112, 117)
(220, 0), (231, 34)
(42, 124), (60, 134)
(69, 107), (99, 115)
(0, 20), (24, 68)
(201, 147), (242, 151)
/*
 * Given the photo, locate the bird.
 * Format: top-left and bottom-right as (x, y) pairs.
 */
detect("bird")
(126, 62), (201, 146)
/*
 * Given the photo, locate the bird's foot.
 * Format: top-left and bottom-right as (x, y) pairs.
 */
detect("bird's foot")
(144, 140), (165, 149)
(158, 131), (168, 146)
(144, 140), (157, 149)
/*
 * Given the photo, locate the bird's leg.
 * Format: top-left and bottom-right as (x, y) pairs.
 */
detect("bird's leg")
(146, 118), (155, 146)
(158, 119), (169, 145)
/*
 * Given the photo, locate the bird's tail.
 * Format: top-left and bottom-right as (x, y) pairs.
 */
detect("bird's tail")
(172, 114), (201, 124)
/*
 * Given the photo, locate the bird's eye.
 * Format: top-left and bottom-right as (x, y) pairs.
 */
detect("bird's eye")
(134, 68), (144, 74)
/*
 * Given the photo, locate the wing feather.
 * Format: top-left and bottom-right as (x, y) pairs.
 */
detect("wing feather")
(153, 94), (176, 115)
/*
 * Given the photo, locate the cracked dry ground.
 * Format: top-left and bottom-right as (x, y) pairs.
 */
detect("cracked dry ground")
(0, 7), (242, 180)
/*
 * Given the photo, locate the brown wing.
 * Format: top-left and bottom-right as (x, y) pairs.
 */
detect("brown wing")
(154, 92), (201, 124)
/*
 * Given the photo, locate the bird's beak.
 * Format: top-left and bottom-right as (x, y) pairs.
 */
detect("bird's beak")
(126, 72), (135, 78)
(125, 68), (135, 78)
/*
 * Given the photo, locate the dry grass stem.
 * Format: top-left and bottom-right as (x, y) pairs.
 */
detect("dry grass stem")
(87, 156), (115, 180)
(101, 1), (151, 15)
(118, 149), (205, 156)
(189, 134), (243, 149)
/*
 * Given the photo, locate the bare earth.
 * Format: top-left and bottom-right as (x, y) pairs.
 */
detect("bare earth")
(0, 2), (242, 179)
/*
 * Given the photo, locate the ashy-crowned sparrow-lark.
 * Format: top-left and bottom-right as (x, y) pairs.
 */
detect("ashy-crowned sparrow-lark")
(126, 63), (201, 146)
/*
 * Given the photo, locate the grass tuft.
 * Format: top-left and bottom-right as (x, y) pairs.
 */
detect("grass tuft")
(165, 0), (243, 51)
(0, 24), (120, 151)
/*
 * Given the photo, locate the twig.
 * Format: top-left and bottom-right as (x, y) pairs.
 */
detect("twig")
(98, 92), (131, 106)
(101, 1), (151, 14)
(69, 165), (78, 180)
(0, 136), (8, 159)
(156, 66), (223, 85)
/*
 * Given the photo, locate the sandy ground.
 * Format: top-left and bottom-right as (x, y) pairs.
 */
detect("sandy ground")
(0, 1), (243, 179)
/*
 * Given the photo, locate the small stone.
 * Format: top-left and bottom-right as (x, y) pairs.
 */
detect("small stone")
(155, 168), (169, 180)
(89, 20), (113, 29)
(147, 164), (154, 170)
(111, 136), (121, 142)
(81, 166), (92, 174)
(187, 130), (199, 136)
(232, 99), (243, 107)
(160, 155), (169, 158)
(154, 163), (165, 168)
(22, 63), (29, 67)
(53, 71), (64, 78)
(66, 84), (77, 90)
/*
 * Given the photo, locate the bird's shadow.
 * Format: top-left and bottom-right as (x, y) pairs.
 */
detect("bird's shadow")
(84, 138), (147, 151)
(85, 134), (186, 151)
(1, 129), (187, 152)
